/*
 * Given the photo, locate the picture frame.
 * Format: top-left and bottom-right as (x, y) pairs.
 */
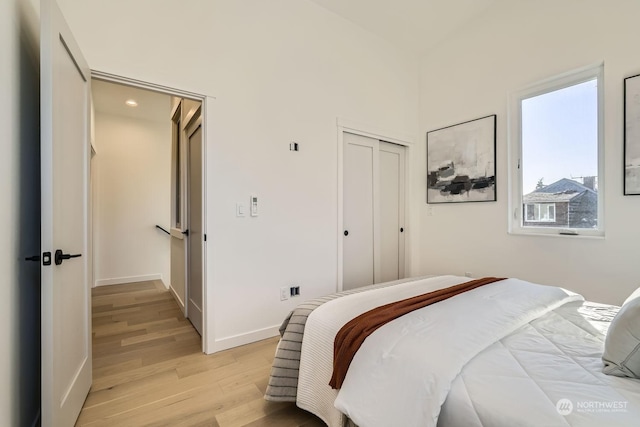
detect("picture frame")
(624, 73), (640, 195)
(426, 114), (497, 203)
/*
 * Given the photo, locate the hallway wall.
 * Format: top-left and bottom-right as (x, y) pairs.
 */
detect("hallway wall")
(93, 109), (172, 287)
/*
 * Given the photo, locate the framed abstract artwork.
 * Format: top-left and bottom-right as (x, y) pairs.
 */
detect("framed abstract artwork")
(624, 73), (640, 195)
(426, 114), (497, 203)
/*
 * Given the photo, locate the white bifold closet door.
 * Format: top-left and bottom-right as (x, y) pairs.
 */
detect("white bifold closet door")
(343, 133), (405, 290)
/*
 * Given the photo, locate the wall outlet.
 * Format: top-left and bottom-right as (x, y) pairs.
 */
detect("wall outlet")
(280, 287), (289, 301)
(464, 272), (473, 278)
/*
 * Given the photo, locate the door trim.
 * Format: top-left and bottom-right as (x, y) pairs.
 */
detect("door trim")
(90, 70), (210, 353)
(336, 118), (413, 292)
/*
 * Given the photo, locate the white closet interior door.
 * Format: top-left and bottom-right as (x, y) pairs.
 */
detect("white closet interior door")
(343, 133), (376, 290)
(379, 141), (406, 282)
(379, 142), (403, 282)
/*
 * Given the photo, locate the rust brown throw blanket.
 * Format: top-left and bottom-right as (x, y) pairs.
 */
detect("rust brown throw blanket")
(329, 276), (506, 389)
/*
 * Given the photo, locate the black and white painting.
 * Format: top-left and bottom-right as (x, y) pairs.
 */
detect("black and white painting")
(427, 115), (496, 203)
(625, 74), (640, 195)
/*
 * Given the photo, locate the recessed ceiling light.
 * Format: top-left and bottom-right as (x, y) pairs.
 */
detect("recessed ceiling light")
(125, 99), (138, 107)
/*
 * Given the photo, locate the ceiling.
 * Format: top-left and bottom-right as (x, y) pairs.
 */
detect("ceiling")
(92, 79), (172, 122)
(308, 0), (497, 55)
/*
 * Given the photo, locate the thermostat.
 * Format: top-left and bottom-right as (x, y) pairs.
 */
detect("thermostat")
(250, 195), (258, 216)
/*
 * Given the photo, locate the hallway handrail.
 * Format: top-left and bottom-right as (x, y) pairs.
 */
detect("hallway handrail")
(155, 225), (171, 235)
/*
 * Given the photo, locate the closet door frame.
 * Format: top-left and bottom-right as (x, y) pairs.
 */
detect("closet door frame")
(336, 118), (413, 292)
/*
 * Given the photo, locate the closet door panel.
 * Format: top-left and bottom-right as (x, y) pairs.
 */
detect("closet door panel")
(343, 133), (376, 290)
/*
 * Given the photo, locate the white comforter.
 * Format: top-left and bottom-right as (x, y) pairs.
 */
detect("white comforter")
(298, 276), (467, 426)
(333, 277), (584, 426)
(439, 301), (640, 427)
(298, 276), (586, 427)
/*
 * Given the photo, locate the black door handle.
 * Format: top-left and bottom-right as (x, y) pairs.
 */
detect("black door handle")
(344, 230), (349, 236)
(54, 249), (82, 265)
(182, 229), (189, 237)
(25, 255), (41, 262)
(400, 227), (404, 232)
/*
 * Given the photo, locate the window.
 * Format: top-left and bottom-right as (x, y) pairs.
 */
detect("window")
(509, 64), (603, 236)
(525, 203), (555, 222)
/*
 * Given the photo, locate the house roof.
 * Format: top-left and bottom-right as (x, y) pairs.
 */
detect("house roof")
(523, 192), (580, 203)
(523, 178), (595, 203)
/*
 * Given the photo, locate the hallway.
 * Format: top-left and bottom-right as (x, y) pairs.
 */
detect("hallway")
(77, 281), (323, 426)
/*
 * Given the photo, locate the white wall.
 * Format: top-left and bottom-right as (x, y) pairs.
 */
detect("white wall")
(57, 0), (420, 351)
(1, 0), (41, 424)
(417, 0), (640, 305)
(94, 111), (172, 287)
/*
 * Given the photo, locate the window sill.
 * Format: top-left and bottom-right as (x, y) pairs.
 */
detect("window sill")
(170, 228), (185, 239)
(508, 229), (605, 240)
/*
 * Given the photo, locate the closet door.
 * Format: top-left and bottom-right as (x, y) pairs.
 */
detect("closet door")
(343, 133), (406, 290)
(379, 142), (406, 282)
(343, 133), (376, 290)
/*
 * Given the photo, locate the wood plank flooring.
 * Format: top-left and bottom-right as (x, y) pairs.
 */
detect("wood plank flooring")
(77, 280), (325, 426)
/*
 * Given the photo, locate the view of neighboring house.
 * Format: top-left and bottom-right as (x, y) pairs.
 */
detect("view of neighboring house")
(523, 177), (597, 228)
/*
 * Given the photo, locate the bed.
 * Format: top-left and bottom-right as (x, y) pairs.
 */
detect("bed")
(265, 275), (640, 427)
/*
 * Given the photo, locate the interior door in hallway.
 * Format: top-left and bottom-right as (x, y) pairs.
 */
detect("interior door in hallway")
(41, 0), (92, 425)
(186, 113), (204, 336)
(342, 133), (406, 290)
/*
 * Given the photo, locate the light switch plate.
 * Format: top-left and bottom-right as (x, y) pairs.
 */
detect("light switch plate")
(236, 203), (246, 217)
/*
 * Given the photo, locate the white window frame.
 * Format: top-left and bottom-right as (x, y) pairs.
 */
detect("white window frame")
(524, 203), (556, 223)
(508, 63), (605, 237)
(171, 102), (184, 230)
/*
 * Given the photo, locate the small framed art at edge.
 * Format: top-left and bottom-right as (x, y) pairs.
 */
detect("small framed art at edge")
(624, 73), (640, 195)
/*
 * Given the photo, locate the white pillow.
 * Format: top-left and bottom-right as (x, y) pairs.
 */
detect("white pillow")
(602, 287), (640, 378)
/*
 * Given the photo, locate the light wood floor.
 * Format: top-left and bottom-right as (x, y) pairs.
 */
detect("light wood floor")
(77, 280), (325, 426)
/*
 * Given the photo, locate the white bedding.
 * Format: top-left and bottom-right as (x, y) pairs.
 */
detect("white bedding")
(297, 275), (640, 427)
(439, 301), (640, 427)
(298, 275), (472, 426)
(333, 277), (581, 427)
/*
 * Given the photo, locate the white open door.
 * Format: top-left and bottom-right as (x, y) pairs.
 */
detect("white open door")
(41, 0), (92, 425)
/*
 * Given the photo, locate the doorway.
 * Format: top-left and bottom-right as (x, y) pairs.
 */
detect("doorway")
(340, 129), (409, 291)
(90, 74), (207, 346)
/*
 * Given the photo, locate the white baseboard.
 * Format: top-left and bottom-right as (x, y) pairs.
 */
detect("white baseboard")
(206, 325), (280, 354)
(95, 274), (162, 287)
(169, 285), (185, 315)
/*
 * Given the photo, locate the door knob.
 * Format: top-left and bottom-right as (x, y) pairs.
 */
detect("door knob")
(400, 227), (404, 232)
(344, 230), (349, 236)
(54, 249), (82, 265)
